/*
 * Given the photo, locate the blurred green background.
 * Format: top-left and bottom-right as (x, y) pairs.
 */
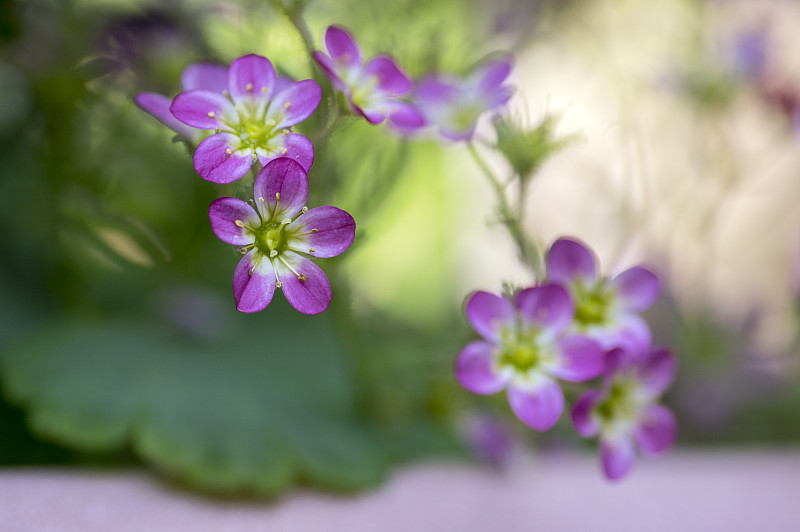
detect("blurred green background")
(1, 0), (800, 496)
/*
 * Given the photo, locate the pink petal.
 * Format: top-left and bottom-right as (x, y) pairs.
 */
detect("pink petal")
(181, 63), (228, 92)
(600, 313), (652, 356)
(233, 250), (276, 313)
(258, 132), (314, 172)
(287, 206), (355, 258)
(507, 377), (564, 431)
(386, 101), (426, 132)
(571, 390), (602, 437)
(275, 251), (332, 315)
(208, 197), (256, 246)
(635, 404), (677, 455)
(637, 349), (676, 398)
(134, 92), (198, 138)
(473, 55), (513, 96)
(611, 266), (660, 311)
(365, 56), (413, 95)
(170, 89), (232, 130)
(227, 54), (276, 103)
(545, 237), (598, 284)
(268, 79), (322, 128)
(464, 291), (516, 343)
(601, 436), (636, 481)
(325, 25), (361, 67)
(253, 158), (309, 220)
(455, 341), (507, 395)
(516, 284), (574, 334)
(312, 51), (346, 91)
(552, 334), (605, 382)
(193, 133), (253, 183)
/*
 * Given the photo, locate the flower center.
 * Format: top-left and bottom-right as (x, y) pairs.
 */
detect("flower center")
(499, 343), (542, 372)
(254, 223), (288, 256)
(574, 283), (612, 327)
(594, 378), (641, 431)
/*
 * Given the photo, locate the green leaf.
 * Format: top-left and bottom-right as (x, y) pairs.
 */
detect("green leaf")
(0, 305), (387, 495)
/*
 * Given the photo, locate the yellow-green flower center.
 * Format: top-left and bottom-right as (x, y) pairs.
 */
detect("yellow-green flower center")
(574, 283), (613, 327)
(499, 343), (542, 372)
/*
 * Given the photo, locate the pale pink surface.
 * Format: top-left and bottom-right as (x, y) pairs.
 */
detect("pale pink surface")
(2, 451), (800, 531)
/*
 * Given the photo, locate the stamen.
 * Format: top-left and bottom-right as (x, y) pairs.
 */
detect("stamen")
(281, 148), (287, 154)
(246, 83), (253, 92)
(223, 90), (229, 96)
(282, 130), (290, 136)
(266, 119), (276, 126)
(215, 127), (221, 134)
(226, 148), (233, 155)
(258, 196), (265, 203)
(284, 101), (291, 109)
(312, 228), (318, 233)
(298, 273), (307, 281)
(275, 192), (281, 201)
(234, 220), (245, 227)
(280, 217), (292, 226)
(309, 247), (316, 253)
(251, 153), (258, 161)
(276, 281), (283, 288)
(301, 206), (308, 214)
(269, 250), (278, 258)
(207, 111), (215, 118)
(261, 87), (269, 93)
(278, 256), (302, 278)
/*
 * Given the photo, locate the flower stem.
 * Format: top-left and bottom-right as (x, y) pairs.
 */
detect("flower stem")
(467, 142), (544, 278)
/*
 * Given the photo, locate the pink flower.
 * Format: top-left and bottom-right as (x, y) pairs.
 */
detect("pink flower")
(208, 158), (355, 314)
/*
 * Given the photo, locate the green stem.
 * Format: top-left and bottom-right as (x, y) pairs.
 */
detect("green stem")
(269, 0), (316, 68)
(467, 142), (544, 279)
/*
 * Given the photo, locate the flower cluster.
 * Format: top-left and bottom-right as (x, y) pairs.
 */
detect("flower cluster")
(313, 25), (513, 140)
(136, 53), (353, 314)
(456, 237), (676, 480)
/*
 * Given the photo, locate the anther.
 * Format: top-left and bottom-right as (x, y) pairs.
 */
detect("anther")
(276, 281), (283, 288)
(282, 130), (290, 136)
(215, 127), (221, 134)
(311, 228), (318, 233)
(269, 250), (278, 258)
(251, 153), (258, 161)
(281, 148), (287, 154)
(246, 83), (253, 92)
(266, 119), (276, 126)
(226, 148), (233, 155)
(234, 220), (245, 227)
(275, 192), (281, 201)
(298, 273), (307, 281)
(261, 87), (268, 93)
(248, 268), (254, 276)
(309, 247), (316, 253)
(207, 111), (215, 118)
(258, 196), (265, 203)
(281, 217), (292, 225)
(223, 90), (229, 96)
(301, 206), (308, 213)
(284, 101), (291, 109)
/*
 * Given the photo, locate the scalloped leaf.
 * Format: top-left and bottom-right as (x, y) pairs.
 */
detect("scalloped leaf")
(0, 305), (386, 495)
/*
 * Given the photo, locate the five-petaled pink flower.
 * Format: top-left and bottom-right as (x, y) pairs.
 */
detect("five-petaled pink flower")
(415, 54), (514, 141)
(455, 286), (605, 431)
(208, 157), (355, 315)
(545, 237), (661, 355)
(171, 54), (321, 183)
(571, 346), (677, 481)
(313, 25), (424, 131)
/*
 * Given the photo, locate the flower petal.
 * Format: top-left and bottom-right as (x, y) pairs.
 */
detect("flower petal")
(415, 77), (459, 105)
(365, 56), (413, 95)
(473, 56), (513, 96)
(611, 266), (660, 311)
(507, 377), (564, 431)
(208, 197), (257, 246)
(637, 349), (676, 397)
(635, 404), (677, 455)
(258, 132), (314, 172)
(464, 291), (516, 343)
(227, 54), (276, 103)
(571, 390), (602, 437)
(601, 436), (636, 481)
(325, 25), (361, 67)
(181, 63), (228, 92)
(170, 89), (232, 129)
(274, 76), (293, 95)
(546, 237), (598, 284)
(268, 79), (322, 128)
(552, 334), (605, 382)
(601, 313), (652, 356)
(312, 51), (346, 90)
(455, 341), (507, 395)
(134, 92), (198, 138)
(288, 206), (355, 258)
(233, 250), (275, 313)
(516, 283), (574, 334)
(275, 251), (332, 315)
(193, 133), (252, 183)
(253, 157), (309, 220)
(386, 101), (426, 132)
